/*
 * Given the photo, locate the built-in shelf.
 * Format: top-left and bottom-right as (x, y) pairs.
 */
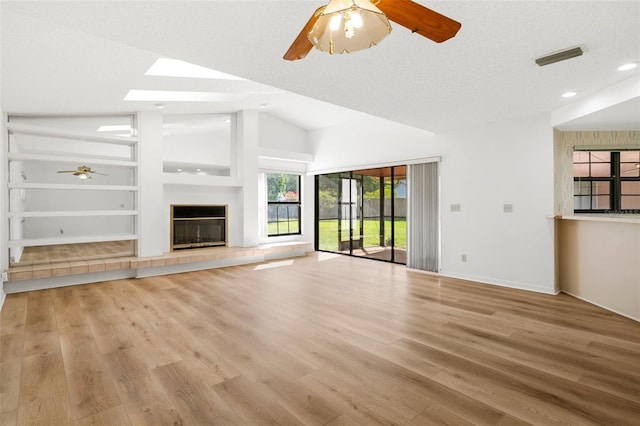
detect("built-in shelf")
(162, 173), (242, 187)
(8, 210), (138, 218)
(7, 122), (137, 145)
(8, 233), (138, 248)
(8, 152), (137, 167)
(8, 183), (138, 191)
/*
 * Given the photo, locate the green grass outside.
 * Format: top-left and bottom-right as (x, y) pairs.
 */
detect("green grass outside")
(267, 219), (300, 235)
(318, 218), (406, 252)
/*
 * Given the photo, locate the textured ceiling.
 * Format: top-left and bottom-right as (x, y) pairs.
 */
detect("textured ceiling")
(2, 1), (639, 132)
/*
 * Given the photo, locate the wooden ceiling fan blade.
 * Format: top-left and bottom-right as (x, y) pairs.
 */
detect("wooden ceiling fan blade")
(377, 0), (461, 43)
(283, 6), (325, 61)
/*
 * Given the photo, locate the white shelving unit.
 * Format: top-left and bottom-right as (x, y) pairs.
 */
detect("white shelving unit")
(6, 117), (140, 254)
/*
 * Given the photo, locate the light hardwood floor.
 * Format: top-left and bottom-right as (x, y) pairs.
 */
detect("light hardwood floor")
(1, 252), (639, 425)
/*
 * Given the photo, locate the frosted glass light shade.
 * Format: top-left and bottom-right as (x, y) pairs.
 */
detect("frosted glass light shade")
(308, 0), (392, 55)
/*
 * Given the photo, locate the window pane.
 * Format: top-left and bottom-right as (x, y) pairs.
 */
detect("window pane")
(317, 174), (339, 251)
(621, 163), (640, 177)
(573, 151), (590, 162)
(573, 163), (589, 178)
(621, 181), (640, 195)
(592, 195), (610, 210)
(590, 162), (611, 177)
(267, 204), (300, 236)
(621, 196), (640, 210)
(573, 181), (591, 196)
(592, 181), (610, 195)
(620, 151), (640, 162)
(574, 196), (591, 210)
(590, 152), (611, 162)
(267, 174), (299, 202)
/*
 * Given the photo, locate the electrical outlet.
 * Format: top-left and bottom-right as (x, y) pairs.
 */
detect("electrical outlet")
(1, 271), (7, 282)
(450, 204), (462, 212)
(503, 204), (514, 213)
(461, 254), (467, 262)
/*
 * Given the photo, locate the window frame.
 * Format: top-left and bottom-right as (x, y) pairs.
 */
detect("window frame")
(573, 150), (640, 214)
(266, 173), (302, 237)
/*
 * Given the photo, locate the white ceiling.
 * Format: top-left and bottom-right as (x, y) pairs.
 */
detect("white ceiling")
(2, 0), (639, 133)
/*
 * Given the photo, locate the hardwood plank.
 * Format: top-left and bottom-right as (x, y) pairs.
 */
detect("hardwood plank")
(105, 348), (185, 426)
(0, 333), (24, 363)
(72, 405), (131, 426)
(0, 294), (27, 336)
(17, 352), (71, 425)
(0, 356), (22, 414)
(0, 409), (17, 426)
(214, 375), (305, 425)
(85, 311), (133, 355)
(208, 333), (341, 425)
(117, 310), (182, 369)
(152, 360), (246, 425)
(59, 326), (122, 420)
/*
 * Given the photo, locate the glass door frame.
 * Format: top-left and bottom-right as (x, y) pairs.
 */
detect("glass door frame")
(314, 166), (406, 265)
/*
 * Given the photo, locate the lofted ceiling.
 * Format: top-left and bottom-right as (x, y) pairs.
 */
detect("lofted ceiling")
(1, 0), (639, 133)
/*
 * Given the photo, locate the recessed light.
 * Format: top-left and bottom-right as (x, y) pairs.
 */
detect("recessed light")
(196, 168), (201, 172)
(618, 63), (638, 71)
(259, 103), (268, 109)
(154, 103), (165, 109)
(177, 168), (182, 172)
(562, 91), (577, 98)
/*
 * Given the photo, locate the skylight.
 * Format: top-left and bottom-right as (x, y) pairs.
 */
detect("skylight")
(123, 90), (247, 102)
(145, 58), (246, 80)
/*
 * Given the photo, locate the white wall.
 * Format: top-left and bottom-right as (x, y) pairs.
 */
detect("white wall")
(309, 116), (438, 173)
(0, 22), (6, 306)
(259, 113), (310, 154)
(138, 111), (164, 257)
(163, 125), (230, 167)
(437, 113), (555, 294)
(309, 112), (556, 294)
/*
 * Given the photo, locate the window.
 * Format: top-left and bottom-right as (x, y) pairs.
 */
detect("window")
(267, 174), (301, 236)
(573, 150), (640, 213)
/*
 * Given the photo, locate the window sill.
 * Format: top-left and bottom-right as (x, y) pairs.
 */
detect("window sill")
(558, 214), (640, 224)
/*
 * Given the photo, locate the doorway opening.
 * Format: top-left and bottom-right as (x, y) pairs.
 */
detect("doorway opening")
(315, 166), (406, 264)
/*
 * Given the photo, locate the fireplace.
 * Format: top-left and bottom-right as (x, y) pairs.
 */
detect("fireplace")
(171, 204), (227, 250)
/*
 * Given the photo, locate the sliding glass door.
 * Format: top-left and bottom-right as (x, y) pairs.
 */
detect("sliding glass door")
(315, 166), (406, 264)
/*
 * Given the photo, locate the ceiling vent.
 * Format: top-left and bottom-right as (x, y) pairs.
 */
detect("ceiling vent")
(535, 47), (583, 67)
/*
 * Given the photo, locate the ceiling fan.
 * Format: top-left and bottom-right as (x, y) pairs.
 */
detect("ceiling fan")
(57, 165), (107, 180)
(284, 0), (461, 61)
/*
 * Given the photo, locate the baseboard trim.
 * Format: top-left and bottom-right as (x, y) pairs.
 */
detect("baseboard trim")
(438, 271), (558, 295)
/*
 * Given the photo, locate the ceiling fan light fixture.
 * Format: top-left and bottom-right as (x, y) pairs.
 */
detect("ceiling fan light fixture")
(308, 0), (392, 55)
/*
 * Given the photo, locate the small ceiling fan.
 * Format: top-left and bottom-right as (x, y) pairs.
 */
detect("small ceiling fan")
(284, 0), (461, 61)
(57, 165), (107, 180)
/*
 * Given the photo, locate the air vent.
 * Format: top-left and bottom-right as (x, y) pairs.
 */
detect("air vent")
(535, 47), (583, 67)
